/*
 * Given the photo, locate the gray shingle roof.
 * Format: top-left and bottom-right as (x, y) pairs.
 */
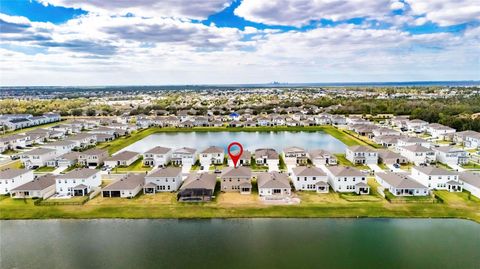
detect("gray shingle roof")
(106, 151), (139, 161)
(257, 172), (290, 189)
(377, 172), (427, 189)
(459, 172), (480, 188)
(57, 168), (99, 179)
(292, 166), (326, 177)
(180, 172), (217, 190)
(146, 167), (182, 178)
(11, 174), (55, 191)
(103, 173), (145, 191)
(413, 166), (458, 176)
(145, 146), (172, 154)
(325, 166), (363, 177)
(0, 169), (31, 180)
(221, 166), (251, 178)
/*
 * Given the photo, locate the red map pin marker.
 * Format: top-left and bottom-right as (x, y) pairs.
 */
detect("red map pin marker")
(228, 142), (243, 168)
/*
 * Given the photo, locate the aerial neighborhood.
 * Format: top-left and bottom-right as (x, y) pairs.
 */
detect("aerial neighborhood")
(0, 109), (479, 207)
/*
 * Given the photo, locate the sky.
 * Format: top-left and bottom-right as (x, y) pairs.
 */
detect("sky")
(0, 0), (479, 86)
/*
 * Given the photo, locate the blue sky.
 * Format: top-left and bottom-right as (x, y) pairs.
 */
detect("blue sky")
(0, 0), (479, 85)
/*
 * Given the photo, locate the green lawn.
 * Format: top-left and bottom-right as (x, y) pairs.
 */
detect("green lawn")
(1, 189), (479, 222)
(462, 162), (480, 169)
(34, 166), (56, 172)
(111, 157), (152, 173)
(334, 153), (369, 170)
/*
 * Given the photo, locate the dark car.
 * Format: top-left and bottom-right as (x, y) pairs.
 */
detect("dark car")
(393, 163), (401, 169)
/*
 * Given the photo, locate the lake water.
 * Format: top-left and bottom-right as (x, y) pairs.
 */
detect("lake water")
(120, 131), (347, 154)
(1, 219), (479, 269)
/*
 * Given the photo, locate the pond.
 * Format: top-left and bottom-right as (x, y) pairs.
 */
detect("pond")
(1, 218), (479, 269)
(120, 131), (347, 154)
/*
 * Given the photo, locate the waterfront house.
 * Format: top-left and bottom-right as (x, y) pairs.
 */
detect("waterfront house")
(254, 148), (279, 167)
(459, 172), (480, 198)
(102, 173), (145, 198)
(171, 147), (197, 166)
(330, 115), (347, 126)
(21, 148), (58, 169)
(397, 145), (435, 165)
(220, 166), (252, 194)
(308, 149), (337, 166)
(434, 146), (469, 166)
(89, 126), (118, 137)
(177, 172), (217, 202)
(324, 166), (370, 194)
(144, 167), (182, 193)
(375, 172), (429, 196)
(227, 150), (251, 167)
(104, 151), (140, 168)
(43, 140), (76, 155)
(378, 149), (407, 165)
(291, 166), (329, 193)
(94, 133), (115, 143)
(345, 145), (378, 165)
(0, 169), (34, 195)
(410, 166), (461, 192)
(78, 148), (109, 167)
(199, 146), (224, 169)
(257, 172), (292, 197)
(283, 146), (308, 165)
(143, 146), (172, 167)
(10, 174), (56, 199)
(56, 168), (101, 196)
(426, 123), (456, 139)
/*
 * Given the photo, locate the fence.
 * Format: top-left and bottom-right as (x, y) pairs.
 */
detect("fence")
(34, 196), (89, 206)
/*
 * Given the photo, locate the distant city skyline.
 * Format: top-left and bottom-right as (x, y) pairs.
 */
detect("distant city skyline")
(1, 0), (479, 86)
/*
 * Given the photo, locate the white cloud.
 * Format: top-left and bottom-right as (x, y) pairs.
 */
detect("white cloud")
(405, 0), (480, 26)
(234, 0), (396, 26)
(38, 0), (232, 19)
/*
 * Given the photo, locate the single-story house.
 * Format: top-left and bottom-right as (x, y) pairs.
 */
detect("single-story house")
(10, 174), (56, 199)
(257, 172), (292, 197)
(376, 171), (429, 196)
(102, 173), (145, 198)
(177, 172), (217, 202)
(104, 150), (140, 168)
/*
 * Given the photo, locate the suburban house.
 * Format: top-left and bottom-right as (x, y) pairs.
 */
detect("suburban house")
(56, 168), (101, 196)
(94, 133), (115, 143)
(102, 173), (145, 198)
(426, 123), (456, 139)
(434, 146), (469, 166)
(257, 172), (292, 197)
(397, 145), (435, 165)
(220, 166), (252, 194)
(373, 135), (403, 148)
(330, 115), (347, 125)
(144, 167), (182, 193)
(378, 149), (408, 165)
(47, 151), (80, 168)
(227, 150), (251, 167)
(78, 148), (109, 167)
(0, 169), (34, 195)
(199, 146), (224, 169)
(324, 166), (370, 194)
(454, 130), (480, 148)
(459, 172), (480, 199)
(308, 149), (337, 166)
(254, 148), (279, 167)
(142, 146), (172, 167)
(291, 166), (329, 193)
(345, 145), (378, 165)
(104, 151), (140, 168)
(406, 119), (428, 133)
(396, 136), (431, 148)
(21, 148), (58, 169)
(10, 174), (56, 199)
(171, 147), (197, 166)
(66, 133), (97, 149)
(372, 127), (399, 137)
(283, 146), (308, 165)
(410, 166), (461, 192)
(177, 172), (217, 202)
(43, 140), (76, 155)
(375, 172), (429, 196)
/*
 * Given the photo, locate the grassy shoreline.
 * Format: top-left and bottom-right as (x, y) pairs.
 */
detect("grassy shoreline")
(1, 191), (479, 222)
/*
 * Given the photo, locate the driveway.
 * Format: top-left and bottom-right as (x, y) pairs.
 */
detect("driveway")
(367, 164), (385, 174)
(52, 166), (67, 175)
(268, 162), (278, 172)
(386, 164), (405, 173)
(449, 164), (465, 172)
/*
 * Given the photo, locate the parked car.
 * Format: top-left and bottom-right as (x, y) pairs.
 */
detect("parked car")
(10, 155), (20, 160)
(393, 163), (401, 169)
